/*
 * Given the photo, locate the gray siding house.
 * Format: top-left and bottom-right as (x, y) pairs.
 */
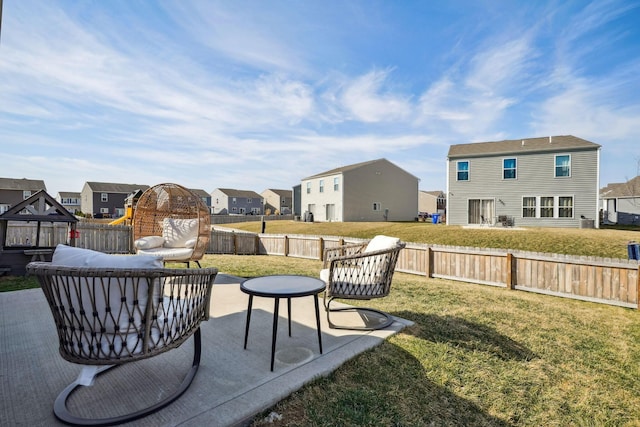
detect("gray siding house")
(211, 188), (263, 215)
(600, 176), (640, 225)
(189, 189), (212, 212)
(301, 158), (419, 222)
(0, 178), (47, 214)
(419, 190), (446, 215)
(261, 189), (292, 215)
(81, 182), (149, 218)
(446, 135), (601, 228)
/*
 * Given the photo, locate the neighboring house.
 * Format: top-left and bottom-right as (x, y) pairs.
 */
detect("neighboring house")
(300, 158), (419, 222)
(56, 192), (81, 214)
(210, 188), (264, 215)
(292, 184), (302, 217)
(189, 189), (212, 211)
(0, 177), (47, 214)
(600, 176), (640, 225)
(81, 182), (150, 218)
(446, 135), (601, 228)
(261, 189), (292, 214)
(419, 190), (446, 215)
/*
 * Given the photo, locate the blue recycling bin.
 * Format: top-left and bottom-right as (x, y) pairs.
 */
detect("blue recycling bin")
(628, 242), (640, 260)
(432, 213), (440, 224)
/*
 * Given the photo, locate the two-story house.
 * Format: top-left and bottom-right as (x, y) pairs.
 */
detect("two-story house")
(419, 190), (446, 216)
(210, 189), (264, 215)
(0, 177), (47, 214)
(446, 135), (601, 228)
(56, 192), (81, 214)
(261, 189), (292, 215)
(600, 176), (640, 225)
(189, 189), (212, 212)
(81, 182), (150, 218)
(300, 158), (419, 222)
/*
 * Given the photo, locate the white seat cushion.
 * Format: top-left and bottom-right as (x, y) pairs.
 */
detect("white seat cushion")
(134, 235), (165, 250)
(136, 246), (194, 261)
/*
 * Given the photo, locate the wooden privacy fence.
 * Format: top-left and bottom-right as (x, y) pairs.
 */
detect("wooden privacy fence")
(6, 223), (640, 309)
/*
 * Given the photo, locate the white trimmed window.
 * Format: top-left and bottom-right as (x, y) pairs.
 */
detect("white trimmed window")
(334, 177), (339, 191)
(457, 161), (469, 181)
(319, 180), (324, 193)
(503, 158), (517, 179)
(555, 155), (571, 177)
(373, 202), (381, 211)
(101, 193), (108, 202)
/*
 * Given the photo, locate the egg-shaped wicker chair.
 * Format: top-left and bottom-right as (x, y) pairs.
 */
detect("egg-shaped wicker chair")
(133, 183), (210, 267)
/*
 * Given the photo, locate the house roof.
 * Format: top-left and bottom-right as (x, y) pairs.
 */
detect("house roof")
(421, 190), (444, 197)
(600, 176), (640, 198)
(214, 188), (263, 199)
(58, 192), (80, 198)
(262, 189), (292, 198)
(0, 177), (47, 191)
(303, 158), (412, 180)
(85, 182), (150, 193)
(189, 189), (210, 198)
(448, 135), (600, 158)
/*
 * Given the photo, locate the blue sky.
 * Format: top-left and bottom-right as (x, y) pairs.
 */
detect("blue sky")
(1, 0), (639, 197)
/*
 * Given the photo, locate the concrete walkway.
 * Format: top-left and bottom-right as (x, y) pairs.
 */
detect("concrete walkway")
(0, 274), (411, 426)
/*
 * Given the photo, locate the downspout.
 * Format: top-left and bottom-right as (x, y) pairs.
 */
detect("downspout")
(596, 147), (601, 228)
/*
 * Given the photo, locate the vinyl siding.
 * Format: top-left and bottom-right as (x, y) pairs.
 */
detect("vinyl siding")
(447, 148), (599, 227)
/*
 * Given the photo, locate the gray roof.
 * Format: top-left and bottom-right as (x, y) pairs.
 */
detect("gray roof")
(0, 177), (47, 191)
(303, 158), (394, 180)
(262, 189), (292, 198)
(448, 135), (600, 158)
(85, 182), (150, 193)
(214, 188), (263, 198)
(600, 176), (640, 198)
(189, 189), (210, 198)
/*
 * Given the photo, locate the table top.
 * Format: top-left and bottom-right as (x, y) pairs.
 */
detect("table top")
(240, 275), (326, 298)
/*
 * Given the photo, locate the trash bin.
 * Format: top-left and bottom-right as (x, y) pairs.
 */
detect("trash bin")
(432, 213), (440, 224)
(308, 212), (314, 222)
(628, 242), (640, 261)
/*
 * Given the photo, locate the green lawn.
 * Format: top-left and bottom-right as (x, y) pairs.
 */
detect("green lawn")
(199, 254), (640, 427)
(4, 222), (640, 425)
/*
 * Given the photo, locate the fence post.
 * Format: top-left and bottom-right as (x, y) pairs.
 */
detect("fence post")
(506, 252), (514, 289)
(637, 265), (640, 309)
(284, 235), (289, 257)
(425, 246), (432, 278)
(233, 232), (238, 255)
(318, 237), (324, 262)
(254, 235), (259, 255)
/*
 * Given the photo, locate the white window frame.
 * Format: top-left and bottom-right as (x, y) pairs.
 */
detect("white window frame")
(101, 193), (108, 202)
(100, 207), (109, 214)
(333, 177), (339, 191)
(372, 202), (381, 211)
(456, 160), (469, 181)
(306, 182), (311, 194)
(319, 180), (324, 193)
(555, 154), (571, 178)
(522, 195), (574, 218)
(503, 157), (517, 180)
(23, 191), (31, 200)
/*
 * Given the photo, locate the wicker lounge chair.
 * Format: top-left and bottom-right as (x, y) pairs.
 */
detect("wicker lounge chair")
(27, 245), (218, 426)
(133, 183), (210, 267)
(320, 235), (405, 330)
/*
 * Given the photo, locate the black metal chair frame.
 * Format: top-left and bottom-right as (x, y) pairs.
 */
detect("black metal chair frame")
(321, 241), (405, 331)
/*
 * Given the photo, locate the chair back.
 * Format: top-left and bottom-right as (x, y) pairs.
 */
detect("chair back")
(27, 262), (217, 365)
(325, 241), (405, 300)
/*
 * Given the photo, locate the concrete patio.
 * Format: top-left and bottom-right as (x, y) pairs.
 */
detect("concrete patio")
(0, 274), (411, 427)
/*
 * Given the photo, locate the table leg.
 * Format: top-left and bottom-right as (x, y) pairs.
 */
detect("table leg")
(314, 294), (323, 354)
(243, 295), (253, 349)
(271, 298), (280, 371)
(287, 297), (292, 337)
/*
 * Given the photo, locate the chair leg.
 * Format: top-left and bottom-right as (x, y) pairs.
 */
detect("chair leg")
(324, 296), (394, 331)
(53, 328), (203, 426)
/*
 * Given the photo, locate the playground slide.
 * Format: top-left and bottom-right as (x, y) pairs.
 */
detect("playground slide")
(108, 208), (132, 225)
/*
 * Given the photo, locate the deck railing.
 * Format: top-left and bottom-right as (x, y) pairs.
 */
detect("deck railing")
(4, 222), (639, 309)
